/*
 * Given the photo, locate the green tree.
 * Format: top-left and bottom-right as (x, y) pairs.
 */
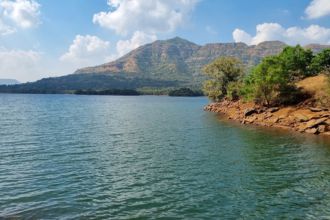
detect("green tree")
(202, 57), (244, 101)
(310, 49), (330, 73)
(243, 56), (289, 106)
(278, 45), (314, 79)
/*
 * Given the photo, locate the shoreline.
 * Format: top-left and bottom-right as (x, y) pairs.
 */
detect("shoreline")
(204, 100), (330, 136)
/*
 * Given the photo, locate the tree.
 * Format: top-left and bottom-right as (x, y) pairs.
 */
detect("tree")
(202, 57), (244, 101)
(278, 45), (314, 79)
(243, 56), (289, 106)
(310, 49), (330, 73)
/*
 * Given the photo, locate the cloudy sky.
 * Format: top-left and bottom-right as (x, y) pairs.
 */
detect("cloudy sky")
(0, 0), (330, 82)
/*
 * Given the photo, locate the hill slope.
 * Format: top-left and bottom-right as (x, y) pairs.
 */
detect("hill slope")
(1, 37), (330, 93)
(0, 79), (20, 85)
(76, 38), (289, 86)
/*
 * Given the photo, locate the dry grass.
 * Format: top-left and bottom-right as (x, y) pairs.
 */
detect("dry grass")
(296, 74), (330, 107)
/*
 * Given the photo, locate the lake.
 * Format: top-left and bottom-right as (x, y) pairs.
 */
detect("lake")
(1, 94), (330, 219)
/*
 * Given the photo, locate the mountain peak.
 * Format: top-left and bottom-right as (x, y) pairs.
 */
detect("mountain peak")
(158, 36), (198, 46)
(75, 37), (289, 81)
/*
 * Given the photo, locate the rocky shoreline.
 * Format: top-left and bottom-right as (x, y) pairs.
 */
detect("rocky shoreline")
(204, 100), (330, 136)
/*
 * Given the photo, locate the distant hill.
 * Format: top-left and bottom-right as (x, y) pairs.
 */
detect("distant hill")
(75, 38), (289, 86)
(1, 37), (329, 94)
(0, 79), (20, 85)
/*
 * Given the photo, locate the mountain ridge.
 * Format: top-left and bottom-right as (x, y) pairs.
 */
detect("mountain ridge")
(75, 37), (329, 87)
(1, 37), (329, 93)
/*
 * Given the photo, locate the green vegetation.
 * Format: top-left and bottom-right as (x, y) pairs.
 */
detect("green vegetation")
(168, 88), (204, 97)
(0, 74), (179, 94)
(202, 57), (244, 101)
(310, 49), (330, 73)
(75, 89), (140, 96)
(0, 38), (329, 96)
(203, 46), (330, 107)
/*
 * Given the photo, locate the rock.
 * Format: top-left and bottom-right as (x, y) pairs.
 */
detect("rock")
(245, 116), (257, 123)
(305, 118), (327, 129)
(321, 112), (330, 117)
(325, 119), (330, 125)
(272, 117), (279, 123)
(244, 108), (257, 117)
(321, 131), (330, 136)
(294, 114), (309, 122)
(309, 107), (322, 112)
(298, 124), (307, 132)
(268, 107), (279, 113)
(264, 113), (273, 119)
(305, 128), (319, 134)
(318, 125), (326, 133)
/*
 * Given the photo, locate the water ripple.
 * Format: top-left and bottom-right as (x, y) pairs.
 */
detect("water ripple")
(1, 94), (330, 219)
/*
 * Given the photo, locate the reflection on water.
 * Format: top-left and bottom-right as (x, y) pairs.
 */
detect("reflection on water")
(0, 94), (330, 219)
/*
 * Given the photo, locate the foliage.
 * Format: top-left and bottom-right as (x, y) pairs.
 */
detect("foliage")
(310, 49), (330, 73)
(243, 56), (288, 106)
(0, 74), (180, 94)
(202, 57), (244, 101)
(168, 88), (204, 97)
(239, 46), (330, 106)
(278, 45), (314, 79)
(226, 81), (243, 101)
(74, 89), (140, 96)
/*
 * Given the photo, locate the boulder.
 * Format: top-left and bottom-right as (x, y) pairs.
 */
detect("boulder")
(305, 128), (319, 134)
(305, 118), (327, 129)
(318, 125), (326, 133)
(244, 108), (257, 117)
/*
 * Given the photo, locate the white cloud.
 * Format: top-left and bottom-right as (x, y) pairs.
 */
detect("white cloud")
(305, 0), (330, 19)
(93, 0), (199, 36)
(233, 23), (330, 45)
(0, 19), (15, 35)
(0, 48), (42, 81)
(60, 35), (111, 69)
(0, 0), (41, 34)
(116, 31), (157, 56)
(233, 29), (252, 44)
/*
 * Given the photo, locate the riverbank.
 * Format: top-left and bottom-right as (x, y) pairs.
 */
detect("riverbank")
(204, 100), (330, 135)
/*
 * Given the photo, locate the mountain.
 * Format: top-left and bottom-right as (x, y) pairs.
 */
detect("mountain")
(1, 37), (329, 94)
(0, 79), (20, 85)
(75, 38), (288, 86)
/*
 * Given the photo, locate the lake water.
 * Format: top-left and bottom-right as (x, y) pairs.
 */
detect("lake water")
(1, 94), (330, 219)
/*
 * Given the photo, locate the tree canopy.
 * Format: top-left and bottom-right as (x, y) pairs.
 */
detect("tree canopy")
(202, 57), (244, 101)
(203, 46), (330, 106)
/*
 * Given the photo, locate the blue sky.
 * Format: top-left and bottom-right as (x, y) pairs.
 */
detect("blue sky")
(0, 0), (330, 82)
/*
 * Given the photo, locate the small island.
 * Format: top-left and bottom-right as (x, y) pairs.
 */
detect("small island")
(203, 46), (330, 135)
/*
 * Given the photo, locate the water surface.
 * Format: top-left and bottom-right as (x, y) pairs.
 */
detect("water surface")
(1, 94), (330, 219)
